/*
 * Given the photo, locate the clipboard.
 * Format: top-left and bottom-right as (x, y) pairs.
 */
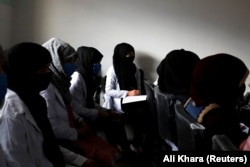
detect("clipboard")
(121, 95), (148, 113)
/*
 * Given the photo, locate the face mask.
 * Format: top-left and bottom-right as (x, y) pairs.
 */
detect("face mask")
(63, 63), (76, 77)
(32, 72), (52, 92)
(93, 63), (101, 76)
(0, 73), (7, 102)
(124, 56), (135, 64)
(233, 84), (246, 109)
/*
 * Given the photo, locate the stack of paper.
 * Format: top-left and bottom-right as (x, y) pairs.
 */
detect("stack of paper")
(122, 95), (147, 104)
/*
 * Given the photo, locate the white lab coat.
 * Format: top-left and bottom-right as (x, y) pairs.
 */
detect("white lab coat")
(40, 83), (88, 166)
(60, 146), (87, 166)
(70, 71), (99, 120)
(0, 143), (7, 167)
(102, 66), (143, 113)
(40, 83), (80, 141)
(0, 89), (53, 167)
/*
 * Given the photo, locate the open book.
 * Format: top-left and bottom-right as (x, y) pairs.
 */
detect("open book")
(122, 95), (147, 104)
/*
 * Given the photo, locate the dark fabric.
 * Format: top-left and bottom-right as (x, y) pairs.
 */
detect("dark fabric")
(59, 134), (118, 167)
(113, 43), (137, 90)
(58, 136), (118, 167)
(112, 43), (149, 148)
(202, 107), (246, 149)
(157, 49), (200, 95)
(156, 49), (200, 146)
(77, 135), (117, 167)
(76, 46), (103, 108)
(6, 42), (65, 167)
(93, 116), (128, 148)
(50, 65), (72, 104)
(65, 102), (76, 128)
(122, 101), (150, 147)
(189, 53), (249, 149)
(0, 45), (4, 65)
(120, 70), (149, 147)
(190, 53), (248, 106)
(139, 69), (146, 95)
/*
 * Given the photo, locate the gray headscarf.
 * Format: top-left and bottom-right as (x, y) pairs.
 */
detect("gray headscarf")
(43, 38), (76, 103)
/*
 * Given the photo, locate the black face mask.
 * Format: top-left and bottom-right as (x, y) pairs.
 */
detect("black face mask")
(235, 84), (246, 100)
(124, 56), (134, 64)
(31, 72), (52, 92)
(233, 84), (246, 109)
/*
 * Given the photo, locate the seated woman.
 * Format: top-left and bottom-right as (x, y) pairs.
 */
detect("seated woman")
(1, 43), (64, 167)
(156, 49), (200, 104)
(70, 46), (127, 150)
(71, 46), (107, 120)
(41, 38), (118, 167)
(188, 53), (249, 150)
(102, 42), (149, 152)
(156, 49), (200, 149)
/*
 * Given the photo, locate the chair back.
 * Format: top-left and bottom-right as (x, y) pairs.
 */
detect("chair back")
(154, 86), (177, 145)
(212, 134), (238, 151)
(144, 80), (157, 120)
(174, 100), (205, 150)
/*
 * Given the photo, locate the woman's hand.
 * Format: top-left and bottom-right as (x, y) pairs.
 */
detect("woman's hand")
(127, 89), (140, 96)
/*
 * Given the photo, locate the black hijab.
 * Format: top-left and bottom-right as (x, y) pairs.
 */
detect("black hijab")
(6, 42), (65, 167)
(76, 46), (103, 108)
(157, 49), (200, 95)
(113, 43), (137, 90)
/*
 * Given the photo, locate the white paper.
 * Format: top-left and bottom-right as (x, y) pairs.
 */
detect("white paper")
(122, 95), (147, 104)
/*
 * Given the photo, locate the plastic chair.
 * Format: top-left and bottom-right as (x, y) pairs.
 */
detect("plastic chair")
(212, 134), (238, 151)
(144, 80), (157, 125)
(174, 100), (205, 151)
(154, 86), (178, 150)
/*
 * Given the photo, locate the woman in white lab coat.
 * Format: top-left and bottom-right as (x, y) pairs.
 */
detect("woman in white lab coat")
(102, 43), (148, 152)
(71, 46), (127, 150)
(0, 43), (64, 167)
(42, 38), (118, 167)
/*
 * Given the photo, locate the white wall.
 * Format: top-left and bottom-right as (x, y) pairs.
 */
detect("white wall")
(9, 0), (250, 91)
(0, 1), (12, 49)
